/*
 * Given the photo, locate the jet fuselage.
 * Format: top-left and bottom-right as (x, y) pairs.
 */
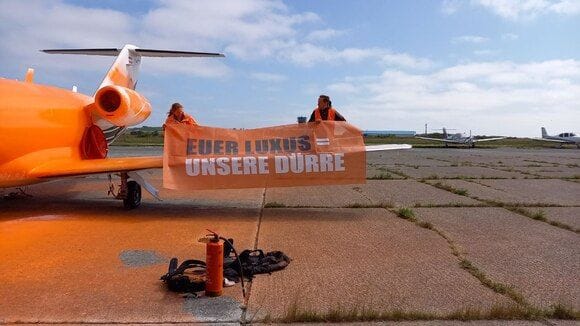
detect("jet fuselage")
(0, 78), (92, 187)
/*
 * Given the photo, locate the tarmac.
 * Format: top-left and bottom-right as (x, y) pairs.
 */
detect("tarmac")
(0, 147), (578, 324)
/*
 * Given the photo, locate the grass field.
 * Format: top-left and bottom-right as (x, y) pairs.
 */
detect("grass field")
(114, 133), (164, 146)
(363, 136), (572, 148)
(113, 131), (573, 149)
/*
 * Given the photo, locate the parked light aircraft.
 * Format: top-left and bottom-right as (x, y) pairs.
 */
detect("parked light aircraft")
(0, 44), (410, 208)
(416, 128), (506, 148)
(537, 127), (580, 148)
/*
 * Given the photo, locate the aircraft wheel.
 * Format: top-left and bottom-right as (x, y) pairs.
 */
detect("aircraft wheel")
(123, 181), (141, 209)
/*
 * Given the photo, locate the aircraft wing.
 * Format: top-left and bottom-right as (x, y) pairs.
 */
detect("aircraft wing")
(533, 137), (570, 143)
(29, 145), (409, 179)
(365, 144), (412, 151)
(473, 137), (507, 143)
(29, 156), (163, 179)
(415, 137), (459, 143)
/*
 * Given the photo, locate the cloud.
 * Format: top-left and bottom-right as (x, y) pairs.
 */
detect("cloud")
(144, 58), (231, 78)
(473, 49), (500, 56)
(0, 0), (323, 79)
(501, 33), (519, 40)
(0, 0), (135, 79)
(327, 82), (359, 94)
(250, 72), (287, 82)
(381, 53), (434, 69)
(143, 0), (320, 61)
(0, 0), (433, 82)
(305, 28), (346, 42)
(452, 35), (490, 44)
(279, 44), (432, 68)
(550, 0), (580, 14)
(325, 59), (580, 136)
(472, 0), (580, 20)
(441, 0), (463, 14)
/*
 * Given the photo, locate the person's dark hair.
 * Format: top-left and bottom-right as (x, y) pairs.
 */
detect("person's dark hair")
(319, 95), (331, 107)
(168, 102), (183, 116)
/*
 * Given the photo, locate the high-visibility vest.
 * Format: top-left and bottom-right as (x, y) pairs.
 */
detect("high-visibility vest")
(314, 107), (336, 121)
(182, 114), (198, 125)
(163, 114), (198, 130)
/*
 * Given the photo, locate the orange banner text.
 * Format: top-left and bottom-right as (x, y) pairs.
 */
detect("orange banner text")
(163, 121), (366, 190)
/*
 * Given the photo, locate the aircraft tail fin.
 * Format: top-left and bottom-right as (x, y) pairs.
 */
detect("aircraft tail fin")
(98, 45), (140, 90)
(42, 45), (224, 91)
(443, 127), (448, 139)
(541, 127), (548, 138)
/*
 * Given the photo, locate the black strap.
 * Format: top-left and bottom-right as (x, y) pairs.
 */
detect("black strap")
(225, 250), (291, 280)
(161, 250), (291, 292)
(160, 258), (206, 293)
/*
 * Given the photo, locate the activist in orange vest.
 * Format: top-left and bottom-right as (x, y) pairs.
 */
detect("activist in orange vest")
(308, 95), (346, 122)
(163, 102), (198, 130)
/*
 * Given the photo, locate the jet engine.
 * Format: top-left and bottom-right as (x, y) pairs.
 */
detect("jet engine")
(91, 85), (152, 127)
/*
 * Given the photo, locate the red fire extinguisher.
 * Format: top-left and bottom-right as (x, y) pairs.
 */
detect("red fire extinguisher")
(203, 229), (223, 297)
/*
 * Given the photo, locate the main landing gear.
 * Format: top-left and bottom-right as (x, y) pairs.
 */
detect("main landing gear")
(108, 171), (160, 209)
(124, 179), (142, 209)
(108, 172), (142, 209)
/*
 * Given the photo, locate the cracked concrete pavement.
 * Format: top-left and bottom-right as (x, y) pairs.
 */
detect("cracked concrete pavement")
(1, 147), (578, 324)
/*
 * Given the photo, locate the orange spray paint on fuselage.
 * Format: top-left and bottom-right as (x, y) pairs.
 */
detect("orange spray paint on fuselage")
(0, 79), (93, 187)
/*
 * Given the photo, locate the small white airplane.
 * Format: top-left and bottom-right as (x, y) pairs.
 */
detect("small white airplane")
(537, 127), (580, 148)
(416, 128), (506, 148)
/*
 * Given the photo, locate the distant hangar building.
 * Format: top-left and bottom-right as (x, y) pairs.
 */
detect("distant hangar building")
(363, 130), (416, 137)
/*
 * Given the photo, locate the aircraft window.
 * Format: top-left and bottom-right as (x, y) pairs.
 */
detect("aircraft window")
(571, 133), (577, 137)
(564, 133), (569, 137)
(558, 133), (564, 137)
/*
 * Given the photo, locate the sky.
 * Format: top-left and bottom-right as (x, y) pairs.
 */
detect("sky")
(0, 0), (579, 137)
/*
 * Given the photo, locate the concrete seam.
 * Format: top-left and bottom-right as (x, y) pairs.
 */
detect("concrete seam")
(384, 206), (533, 309)
(254, 187), (267, 250)
(385, 168), (410, 179)
(539, 319), (558, 326)
(240, 186), (267, 324)
(2, 322), (239, 325)
(422, 180), (578, 233)
(486, 165), (545, 179)
(351, 185), (373, 204)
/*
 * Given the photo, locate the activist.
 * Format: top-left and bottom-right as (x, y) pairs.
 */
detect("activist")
(308, 95), (346, 122)
(163, 102), (198, 130)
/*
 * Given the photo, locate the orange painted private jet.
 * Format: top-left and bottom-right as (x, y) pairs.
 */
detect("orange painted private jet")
(0, 44), (224, 208)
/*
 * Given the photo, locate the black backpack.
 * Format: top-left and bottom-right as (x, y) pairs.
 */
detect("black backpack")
(224, 249), (291, 282)
(161, 247), (291, 293)
(160, 258), (206, 293)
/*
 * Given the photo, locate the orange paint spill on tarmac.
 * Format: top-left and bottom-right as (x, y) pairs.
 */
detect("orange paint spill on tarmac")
(0, 176), (258, 323)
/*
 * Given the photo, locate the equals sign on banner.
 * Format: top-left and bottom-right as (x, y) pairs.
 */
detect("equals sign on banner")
(316, 138), (330, 146)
